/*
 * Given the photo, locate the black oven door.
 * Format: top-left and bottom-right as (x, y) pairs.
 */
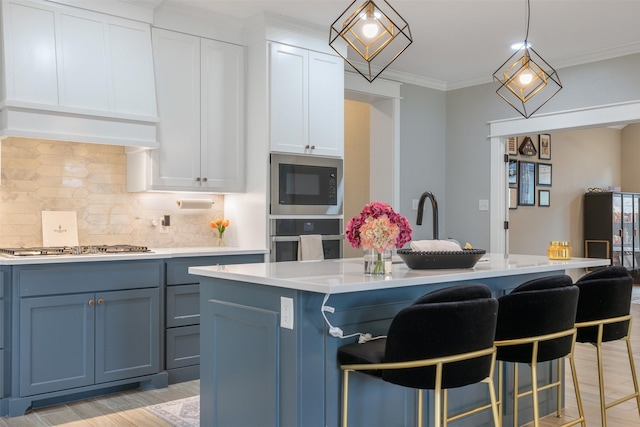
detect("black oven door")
(270, 218), (343, 262)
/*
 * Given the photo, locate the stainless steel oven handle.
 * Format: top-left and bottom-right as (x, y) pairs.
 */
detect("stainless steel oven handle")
(271, 234), (345, 243)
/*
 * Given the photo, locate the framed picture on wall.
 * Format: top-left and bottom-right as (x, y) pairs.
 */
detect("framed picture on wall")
(539, 134), (551, 160)
(509, 188), (518, 209)
(507, 137), (518, 155)
(539, 190), (550, 207)
(518, 161), (536, 206)
(537, 163), (552, 186)
(508, 159), (518, 186)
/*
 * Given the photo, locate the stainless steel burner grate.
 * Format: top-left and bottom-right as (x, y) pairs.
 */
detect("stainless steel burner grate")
(0, 245), (151, 256)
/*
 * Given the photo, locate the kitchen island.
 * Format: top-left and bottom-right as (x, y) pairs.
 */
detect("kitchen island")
(190, 253), (609, 427)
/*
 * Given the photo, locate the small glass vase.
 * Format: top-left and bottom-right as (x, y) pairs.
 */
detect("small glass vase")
(217, 234), (226, 247)
(364, 249), (392, 275)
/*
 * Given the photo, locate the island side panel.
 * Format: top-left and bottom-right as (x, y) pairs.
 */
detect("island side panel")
(200, 277), (327, 427)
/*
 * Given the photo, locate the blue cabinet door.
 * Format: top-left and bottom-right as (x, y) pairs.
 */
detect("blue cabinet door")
(95, 288), (160, 384)
(20, 293), (95, 396)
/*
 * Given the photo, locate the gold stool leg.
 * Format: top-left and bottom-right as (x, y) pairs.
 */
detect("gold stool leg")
(625, 336), (640, 416)
(557, 358), (563, 417)
(443, 389), (448, 427)
(531, 359), (540, 427)
(595, 329), (607, 427)
(568, 353), (586, 427)
(342, 370), (350, 427)
(498, 361), (504, 427)
(514, 363), (520, 427)
(416, 389), (422, 427)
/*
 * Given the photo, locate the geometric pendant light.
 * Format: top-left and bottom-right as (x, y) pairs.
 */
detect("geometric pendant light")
(330, 0), (412, 83)
(493, 0), (562, 118)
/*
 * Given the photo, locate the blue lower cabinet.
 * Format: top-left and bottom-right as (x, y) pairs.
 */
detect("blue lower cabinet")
(164, 254), (264, 383)
(20, 288), (160, 396)
(7, 260), (167, 417)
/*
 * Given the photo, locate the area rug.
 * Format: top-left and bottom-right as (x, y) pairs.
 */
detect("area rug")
(145, 395), (199, 426)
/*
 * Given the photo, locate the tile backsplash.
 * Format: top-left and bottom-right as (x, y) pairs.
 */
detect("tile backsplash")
(0, 137), (224, 247)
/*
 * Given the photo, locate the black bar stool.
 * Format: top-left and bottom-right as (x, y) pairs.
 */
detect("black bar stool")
(494, 275), (585, 427)
(338, 284), (500, 427)
(574, 266), (640, 426)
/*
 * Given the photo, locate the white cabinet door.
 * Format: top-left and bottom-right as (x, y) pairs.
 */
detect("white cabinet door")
(3, 1), (58, 105)
(106, 17), (157, 117)
(200, 38), (245, 192)
(269, 43), (308, 154)
(309, 51), (344, 157)
(56, 10), (109, 111)
(269, 43), (344, 157)
(150, 28), (201, 189)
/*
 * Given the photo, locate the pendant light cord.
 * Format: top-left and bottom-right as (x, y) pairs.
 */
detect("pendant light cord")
(524, 0), (531, 44)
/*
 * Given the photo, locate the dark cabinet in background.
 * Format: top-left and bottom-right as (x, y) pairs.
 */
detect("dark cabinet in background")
(584, 191), (640, 280)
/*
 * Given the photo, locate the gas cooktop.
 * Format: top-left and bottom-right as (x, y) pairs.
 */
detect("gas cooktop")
(0, 245), (152, 256)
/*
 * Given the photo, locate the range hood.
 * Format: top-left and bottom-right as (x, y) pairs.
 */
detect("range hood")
(0, 101), (159, 149)
(0, 0), (159, 149)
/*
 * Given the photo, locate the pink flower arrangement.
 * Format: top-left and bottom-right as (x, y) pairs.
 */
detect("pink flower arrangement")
(346, 201), (412, 253)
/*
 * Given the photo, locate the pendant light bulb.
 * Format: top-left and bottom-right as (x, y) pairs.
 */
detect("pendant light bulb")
(519, 70), (533, 86)
(362, 21), (379, 38)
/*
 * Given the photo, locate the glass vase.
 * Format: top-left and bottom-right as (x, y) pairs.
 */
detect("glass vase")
(364, 249), (392, 275)
(217, 234), (226, 247)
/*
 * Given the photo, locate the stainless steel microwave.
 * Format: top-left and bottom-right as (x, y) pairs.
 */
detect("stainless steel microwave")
(270, 153), (343, 215)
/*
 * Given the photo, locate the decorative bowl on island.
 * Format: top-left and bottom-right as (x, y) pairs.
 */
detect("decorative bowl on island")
(397, 248), (486, 269)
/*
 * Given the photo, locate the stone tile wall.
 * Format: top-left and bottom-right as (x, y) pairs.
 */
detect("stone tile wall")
(0, 137), (225, 248)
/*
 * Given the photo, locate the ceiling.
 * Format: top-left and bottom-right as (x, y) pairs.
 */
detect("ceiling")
(160, 0), (640, 89)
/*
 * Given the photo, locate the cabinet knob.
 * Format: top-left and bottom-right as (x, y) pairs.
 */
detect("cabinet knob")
(98, 299), (104, 305)
(310, 145), (315, 150)
(202, 177), (208, 183)
(88, 299), (95, 306)
(196, 177), (201, 182)
(305, 145), (310, 149)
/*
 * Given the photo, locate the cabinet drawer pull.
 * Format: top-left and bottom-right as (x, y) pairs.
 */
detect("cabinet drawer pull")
(202, 177), (208, 183)
(195, 177), (201, 182)
(88, 299), (95, 306)
(98, 299), (104, 305)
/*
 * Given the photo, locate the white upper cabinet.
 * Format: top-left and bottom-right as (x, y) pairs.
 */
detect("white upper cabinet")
(126, 28), (245, 193)
(269, 42), (344, 157)
(1, 0), (158, 147)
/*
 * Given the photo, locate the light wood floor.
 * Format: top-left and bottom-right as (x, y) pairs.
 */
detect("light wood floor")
(0, 380), (199, 426)
(3, 287), (640, 426)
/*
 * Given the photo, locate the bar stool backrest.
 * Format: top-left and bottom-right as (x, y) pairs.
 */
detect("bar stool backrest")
(495, 275), (578, 363)
(575, 266), (633, 343)
(382, 284), (498, 390)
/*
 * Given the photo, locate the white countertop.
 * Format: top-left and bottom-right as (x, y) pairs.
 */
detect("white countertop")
(0, 246), (268, 265)
(189, 253), (610, 294)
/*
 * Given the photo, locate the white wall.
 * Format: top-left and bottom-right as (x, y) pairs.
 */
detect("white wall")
(622, 123), (640, 192)
(398, 84), (447, 241)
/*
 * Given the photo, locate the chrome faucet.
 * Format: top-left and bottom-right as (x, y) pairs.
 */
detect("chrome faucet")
(416, 191), (439, 240)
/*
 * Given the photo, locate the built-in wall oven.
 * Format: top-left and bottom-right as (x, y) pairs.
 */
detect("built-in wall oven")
(270, 153), (343, 216)
(270, 218), (343, 262)
(269, 153), (344, 262)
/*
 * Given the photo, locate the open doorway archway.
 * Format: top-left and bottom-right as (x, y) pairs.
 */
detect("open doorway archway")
(488, 100), (640, 255)
(343, 73), (401, 258)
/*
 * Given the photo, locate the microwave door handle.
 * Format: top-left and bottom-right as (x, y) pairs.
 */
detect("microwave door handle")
(271, 235), (345, 242)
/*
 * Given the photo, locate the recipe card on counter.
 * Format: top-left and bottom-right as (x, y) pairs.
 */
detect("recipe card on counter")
(42, 211), (79, 247)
